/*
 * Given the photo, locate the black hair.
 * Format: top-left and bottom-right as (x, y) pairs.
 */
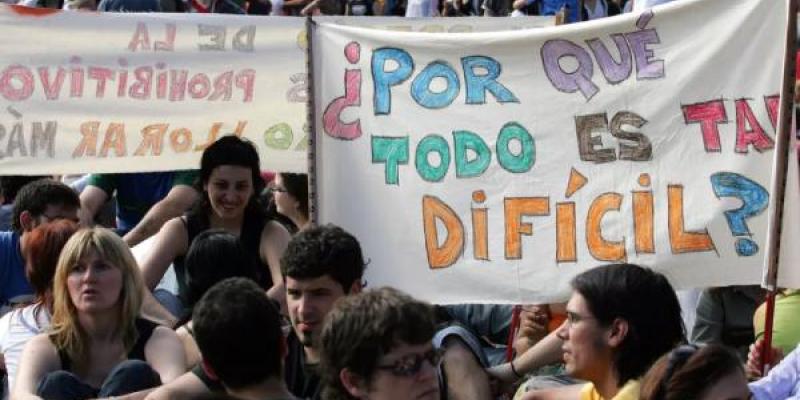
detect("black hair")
(193, 278), (283, 389)
(0, 176), (47, 205)
(278, 172), (309, 218)
(194, 135), (266, 219)
(280, 224), (365, 293)
(183, 229), (259, 310)
(12, 179), (80, 233)
(319, 287), (437, 400)
(571, 263), (686, 386)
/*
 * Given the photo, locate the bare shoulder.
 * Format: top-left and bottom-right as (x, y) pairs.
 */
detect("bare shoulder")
(24, 333), (57, 355)
(262, 220), (291, 240)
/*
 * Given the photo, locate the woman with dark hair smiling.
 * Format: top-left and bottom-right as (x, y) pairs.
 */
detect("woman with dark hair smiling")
(139, 136), (291, 323)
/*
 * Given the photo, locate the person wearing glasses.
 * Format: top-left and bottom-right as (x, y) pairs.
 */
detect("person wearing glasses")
(0, 179), (80, 316)
(269, 173), (309, 233)
(192, 278), (298, 400)
(639, 343), (751, 400)
(491, 263), (685, 400)
(319, 287), (440, 400)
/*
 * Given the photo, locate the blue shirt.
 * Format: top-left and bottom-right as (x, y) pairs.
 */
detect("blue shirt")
(538, 0), (579, 23)
(0, 231), (33, 305)
(750, 344), (800, 399)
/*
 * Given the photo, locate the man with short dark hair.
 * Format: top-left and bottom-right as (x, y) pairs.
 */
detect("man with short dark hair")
(193, 277), (297, 400)
(0, 176), (47, 231)
(280, 224), (365, 399)
(0, 179), (79, 312)
(145, 224), (366, 400)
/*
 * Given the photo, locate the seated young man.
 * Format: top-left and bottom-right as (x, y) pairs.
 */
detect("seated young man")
(319, 287), (440, 400)
(0, 179), (79, 314)
(147, 224), (494, 400)
(193, 277), (297, 400)
(146, 223), (366, 400)
(493, 264), (685, 400)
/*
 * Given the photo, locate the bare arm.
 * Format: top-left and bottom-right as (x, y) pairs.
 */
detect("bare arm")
(124, 185), (198, 248)
(176, 322), (201, 368)
(145, 325), (187, 384)
(138, 217), (189, 327)
(140, 290), (179, 329)
(139, 217), (188, 291)
(145, 370), (210, 400)
(260, 221), (291, 300)
(13, 334), (60, 400)
(300, 0), (322, 16)
(486, 325), (564, 384)
(511, 0), (527, 10)
(79, 185), (109, 228)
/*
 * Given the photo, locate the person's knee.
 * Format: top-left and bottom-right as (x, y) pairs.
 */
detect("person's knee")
(442, 337), (480, 367)
(101, 359), (161, 396)
(38, 370), (81, 388)
(435, 326), (487, 369)
(37, 370), (93, 399)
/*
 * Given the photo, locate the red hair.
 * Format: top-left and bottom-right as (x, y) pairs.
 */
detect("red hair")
(22, 219), (79, 303)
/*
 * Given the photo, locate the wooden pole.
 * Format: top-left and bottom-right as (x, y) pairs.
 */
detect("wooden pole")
(306, 16), (319, 227)
(760, 0), (797, 375)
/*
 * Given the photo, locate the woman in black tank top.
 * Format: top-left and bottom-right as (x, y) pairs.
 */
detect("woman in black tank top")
(13, 228), (186, 399)
(138, 136), (291, 324)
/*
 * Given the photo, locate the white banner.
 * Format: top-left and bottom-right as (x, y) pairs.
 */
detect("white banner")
(312, 0), (800, 303)
(0, 6), (552, 174)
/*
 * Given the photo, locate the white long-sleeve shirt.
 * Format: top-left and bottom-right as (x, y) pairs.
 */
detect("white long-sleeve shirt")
(750, 344), (800, 400)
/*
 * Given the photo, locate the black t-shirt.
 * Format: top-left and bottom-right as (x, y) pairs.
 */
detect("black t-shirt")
(53, 318), (159, 372)
(192, 331), (320, 399)
(284, 332), (321, 400)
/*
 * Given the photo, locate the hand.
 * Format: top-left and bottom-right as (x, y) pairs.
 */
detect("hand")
(513, 305), (549, 356)
(746, 338), (784, 380)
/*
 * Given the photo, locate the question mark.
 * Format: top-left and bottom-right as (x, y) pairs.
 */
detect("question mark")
(710, 172), (769, 256)
(322, 41), (363, 141)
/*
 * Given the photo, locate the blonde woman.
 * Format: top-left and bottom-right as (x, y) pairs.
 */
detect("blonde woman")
(13, 228), (185, 400)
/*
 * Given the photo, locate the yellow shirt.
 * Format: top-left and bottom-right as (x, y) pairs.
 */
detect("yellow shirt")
(580, 380), (641, 400)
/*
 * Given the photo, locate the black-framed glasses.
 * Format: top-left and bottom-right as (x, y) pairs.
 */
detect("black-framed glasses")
(375, 348), (443, 377)
(268, 186), (288, 193)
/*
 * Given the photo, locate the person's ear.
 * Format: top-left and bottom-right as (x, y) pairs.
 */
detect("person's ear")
(340, 368), (368, 399)
(19, 211), (35, 232)
(606, 318), (629, 349)
(349, 280), (363, 294)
